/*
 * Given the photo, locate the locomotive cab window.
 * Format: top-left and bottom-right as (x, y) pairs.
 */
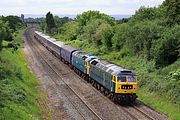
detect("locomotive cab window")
(118, 76), (126, 82)
(127, 76), (136, 82)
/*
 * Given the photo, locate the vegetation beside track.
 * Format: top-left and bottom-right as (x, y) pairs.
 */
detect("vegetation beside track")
(0, 28), (42, 119)
(37, 0), (180, 119)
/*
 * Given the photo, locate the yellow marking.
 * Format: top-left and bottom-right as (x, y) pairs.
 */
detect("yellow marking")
(86, 62), (90, 75)
(112, 75), (116, 82)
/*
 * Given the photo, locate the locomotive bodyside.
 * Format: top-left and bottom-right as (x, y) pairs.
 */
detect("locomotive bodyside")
(89, 59), (114, 91)
(89, 59), (137, 102)
(72, 51), (88, 73)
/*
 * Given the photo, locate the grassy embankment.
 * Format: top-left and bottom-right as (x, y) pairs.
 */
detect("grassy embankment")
(53, 34), (180, 120)
(0, 29), (47, 119)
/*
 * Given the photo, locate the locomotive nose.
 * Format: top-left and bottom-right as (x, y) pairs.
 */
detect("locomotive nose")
(116, 83), (137, 94)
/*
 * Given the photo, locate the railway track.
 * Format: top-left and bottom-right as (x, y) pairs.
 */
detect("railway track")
(24, 28), (168, 120)
(132, 105), (155, 120)
(24, 29), (102, 120)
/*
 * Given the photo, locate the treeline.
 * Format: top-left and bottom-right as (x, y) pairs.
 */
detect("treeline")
(40, 0), (180, 106)
(0, 15), (24, 50)
(42, 0), (179, 69)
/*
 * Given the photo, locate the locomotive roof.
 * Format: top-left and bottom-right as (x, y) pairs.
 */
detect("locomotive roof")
(73, 50), (88, 57)
(73, 50), (97, 61)
(108, 65), (134, 75)
(95, 59), (114, 71)
(91, 59), (135, 76)
(84, 54), (97, 62)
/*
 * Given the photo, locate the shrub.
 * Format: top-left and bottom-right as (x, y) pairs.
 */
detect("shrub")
(151, 25), (180, 68)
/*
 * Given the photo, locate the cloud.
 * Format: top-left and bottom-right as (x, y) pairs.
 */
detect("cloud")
(0, 0), (165, 15)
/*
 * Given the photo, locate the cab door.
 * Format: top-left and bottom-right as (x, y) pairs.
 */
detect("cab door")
(85, 62), (90, 75)
(115, 76), (122, 93)
(111, 75), (116, 92)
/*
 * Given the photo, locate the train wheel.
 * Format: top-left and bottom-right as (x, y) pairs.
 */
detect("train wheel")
(100, 86), (104, 93)
(83, 75), (86, 80)
(104, 89), (108, 96)
(90, 79), (94, 86)
(93, 82), (97, 87)
(97, 84), (100, 90)
(112, 96), (117, 104)
(83, 74), (86, 80)
(86, 77), (90, 83)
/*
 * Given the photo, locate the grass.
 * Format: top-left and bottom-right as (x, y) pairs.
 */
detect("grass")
(138, 88), (180, 120)
(0, 29), (43, 120)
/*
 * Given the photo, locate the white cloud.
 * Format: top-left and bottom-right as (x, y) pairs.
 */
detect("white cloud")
(0, 0), (165, 15)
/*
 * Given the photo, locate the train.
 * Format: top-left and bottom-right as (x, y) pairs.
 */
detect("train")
(34, 30), (138, 103)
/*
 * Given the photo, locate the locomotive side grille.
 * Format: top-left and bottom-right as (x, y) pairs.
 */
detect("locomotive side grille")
(121, 85), (133, 89)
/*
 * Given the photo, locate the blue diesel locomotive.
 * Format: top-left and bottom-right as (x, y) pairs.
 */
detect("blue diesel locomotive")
(34, 31), (138, 103)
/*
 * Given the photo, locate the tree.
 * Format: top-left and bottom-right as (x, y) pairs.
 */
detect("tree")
(112, 23), (129, 50)
(54, 16), (72, 34)
(83, 19), (104, 44)
(151, 25), (180, 67)
(1, 16), (23, 32)
(98, 23), (113, 48)
(132, 6), (159, 21)
(39, 18), (46, 32)
(76, 10), (115, 26)
(46, 12), (57, 34)
(0, 20), (12, 50)
(163, 0), (180, 25)
(62, 21), (78, 40)
(82, 19), (113, 47)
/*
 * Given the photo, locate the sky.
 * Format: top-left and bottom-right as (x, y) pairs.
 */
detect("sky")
(0, 0), (165, 16)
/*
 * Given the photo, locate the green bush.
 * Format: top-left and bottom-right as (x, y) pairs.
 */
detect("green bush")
(0, 55), (26, 104)
(151, 25), (180, 68)
(166, 69), (180, 104)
